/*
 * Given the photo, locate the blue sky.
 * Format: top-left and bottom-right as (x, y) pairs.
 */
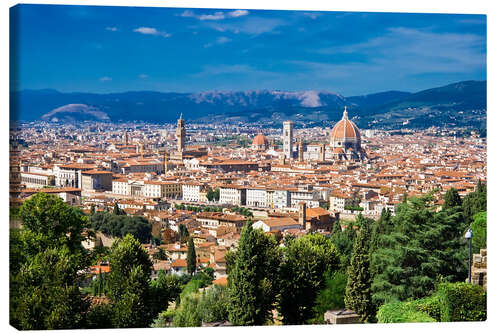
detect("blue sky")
(10, 4), (486, 96)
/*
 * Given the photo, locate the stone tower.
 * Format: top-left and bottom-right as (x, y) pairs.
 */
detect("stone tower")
(298, 201), (307, 229)
(298, 138), (304, 162)
(163, 150), (168, 176)
(283, 121), (293, 160)
(176, 114), (186, 153)
(318, 143), (325, 162)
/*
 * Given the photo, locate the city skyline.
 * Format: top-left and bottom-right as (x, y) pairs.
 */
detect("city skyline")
(10, 4), (486, 96)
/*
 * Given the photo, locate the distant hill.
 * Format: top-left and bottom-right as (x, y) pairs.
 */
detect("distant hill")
(10, 80), (486, 130)
(357, 80), (486, 129)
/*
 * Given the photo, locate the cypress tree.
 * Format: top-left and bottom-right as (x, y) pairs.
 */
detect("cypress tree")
(113, 202), (120, 215)
(227, 222), (280, 326)
(187, 237), (197, 276)
(443, 187), (462, 210)
(345, 215), (376, 323)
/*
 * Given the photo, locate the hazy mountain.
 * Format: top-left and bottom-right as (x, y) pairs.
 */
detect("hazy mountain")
(41, 104), (110, 123)
(10, 80), (486, 130)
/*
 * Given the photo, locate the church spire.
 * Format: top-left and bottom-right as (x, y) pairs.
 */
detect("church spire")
(342, 106), (348, 120)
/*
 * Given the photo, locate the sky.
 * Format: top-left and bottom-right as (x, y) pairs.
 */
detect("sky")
(10, 4), (486, 96)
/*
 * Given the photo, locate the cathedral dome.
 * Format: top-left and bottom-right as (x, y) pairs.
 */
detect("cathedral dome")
(252, 134), (268, 146)
(330, 107), (361, 141)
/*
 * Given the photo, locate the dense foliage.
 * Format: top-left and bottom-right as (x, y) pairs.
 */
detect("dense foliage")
(187, 237), (197, 275)
(377, 301), (437, 323)
(462, 180), (487, 225)
(437, 282), (486, 322)
(377, 282), (486, 323)
(226, 222), (280, 325)
(90, 212), (152, 243)
(330, 221), (357, 269)
(278, 233), (340, 324)
(311, 271), (348, 323)
(345, 215), (376, 323)
(371, 194), (468, 305)
(10, 193), (90, 330)
(107, 234), (154, 327)
(470, 212), (486, 253)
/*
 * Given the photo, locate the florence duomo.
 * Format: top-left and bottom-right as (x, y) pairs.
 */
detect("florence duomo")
(253, 106), (368, 165)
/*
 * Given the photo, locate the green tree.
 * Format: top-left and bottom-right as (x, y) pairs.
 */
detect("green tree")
(198, 285), (230, 323)
(311, 271), (348, 323)
(107, 234), (153, 328)
(86, 303), (114, 329)
(470, 212), (486, 253)
(153, 247), (167, 260)
(149, 270), (182, 316)
(442, 188), (462, 210)
(173, 293), (202, 327)
(19, 192), (89, 253)
(214, 188), (220, 201)
(330, 221), (357, 269)
(206, 187), (215, 202)
(90, 204), (96, 215)
(10, 193), (90, 330)
(371, 194), (468, 306)
(179, 224), (189, 243)
(369, 208), (393, 256)
(187, 237), (197, 275)
(14, 247), (89, 330)
(345, 215), (376, 323)
(278, 233), (340, 324)
(90, 212), (152, 243)
(462, 180), (487, 225)
(227, 222), (280, 326)
(113, 202), (125, 215)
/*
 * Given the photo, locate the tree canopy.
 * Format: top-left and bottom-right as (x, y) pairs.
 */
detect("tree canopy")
(371, 194), (468, 306)
(278, 233), (340, 324)
(226, 222), (280, 326)
(90, 212), (152, 243)
(345, 215), (376, 323)
(10, 193), (90, 330)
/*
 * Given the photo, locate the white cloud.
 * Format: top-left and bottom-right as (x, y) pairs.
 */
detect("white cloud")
(106, 27), (118, 31)
(204, 36), (232, 48)
(133, 27), (171, 38)
(180, 10), (195, 18)
(138, 74), (148, 79)
(199, 12), (225, 21)
(303, 12), (320, 20)
(179, 9), (249, 21)
(227, 10), (249, 18)
(206, 17), (286, 35)
(216, 36), (231, 44)
(99, 77), (112, 81)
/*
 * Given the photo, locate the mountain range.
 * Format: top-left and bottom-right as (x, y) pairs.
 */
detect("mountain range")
(10, 80), (486, 130)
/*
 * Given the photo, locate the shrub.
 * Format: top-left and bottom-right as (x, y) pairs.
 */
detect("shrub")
(437, 282), (486, 322)
(198, 285), (230, 323)
(376, 301), (436, 323)
(413, 295), (441, 321)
